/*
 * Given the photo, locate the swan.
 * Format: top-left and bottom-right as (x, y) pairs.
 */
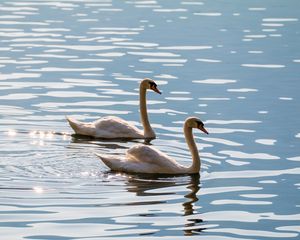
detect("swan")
(66, 78), (161, 139)
(96, 117), (209, 174)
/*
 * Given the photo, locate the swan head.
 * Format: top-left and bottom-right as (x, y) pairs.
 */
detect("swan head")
(141, 78), (161, 94)
(186, 117), (209, 134)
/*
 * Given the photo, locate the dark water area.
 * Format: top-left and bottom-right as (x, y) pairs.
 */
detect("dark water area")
(0, 0), (300, 239)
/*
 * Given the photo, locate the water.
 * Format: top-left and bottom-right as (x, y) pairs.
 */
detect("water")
(1, 0), (300, 239)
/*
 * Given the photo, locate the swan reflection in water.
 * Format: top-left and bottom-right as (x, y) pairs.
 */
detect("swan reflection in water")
(121, 173), (204, 236)
(68, 137), (204, 236)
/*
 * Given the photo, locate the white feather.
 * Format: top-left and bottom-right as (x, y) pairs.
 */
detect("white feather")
(66, 79), (159, 139)
(96, 117), (208, 175)
(67, 116), (144, 139)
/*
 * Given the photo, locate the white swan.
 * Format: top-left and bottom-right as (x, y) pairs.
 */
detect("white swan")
(66, 78), (161, 139)
(96, 117), (209, 174)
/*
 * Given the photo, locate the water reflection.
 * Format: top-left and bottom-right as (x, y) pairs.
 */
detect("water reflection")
(121, 173), (203, 236)
(70, 134), (132, 150)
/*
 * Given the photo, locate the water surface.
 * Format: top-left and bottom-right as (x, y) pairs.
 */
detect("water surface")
(1, 0), (300, 239)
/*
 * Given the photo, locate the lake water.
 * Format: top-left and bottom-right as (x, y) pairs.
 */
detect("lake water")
(1, 0), (300, 239)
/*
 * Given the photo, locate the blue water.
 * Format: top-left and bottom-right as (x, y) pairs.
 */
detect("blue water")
(0, 0), (300, 239)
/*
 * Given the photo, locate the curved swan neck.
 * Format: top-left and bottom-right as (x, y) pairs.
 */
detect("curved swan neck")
(140, 85), (155, 138)
(184, 123), (200, 174)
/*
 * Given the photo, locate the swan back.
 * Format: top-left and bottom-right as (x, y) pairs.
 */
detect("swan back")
(93, 116), (144, 138)
(126, 144), (186, 174)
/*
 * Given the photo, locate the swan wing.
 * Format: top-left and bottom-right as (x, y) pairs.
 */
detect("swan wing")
(67, 116), (144, 138)
(97, 145), (185, 174)
(126, 144), (184, 173)
(94, 116), (144, 138)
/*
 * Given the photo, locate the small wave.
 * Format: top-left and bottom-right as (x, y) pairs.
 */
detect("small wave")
(227, 88), (258, 93)
(193, 79), (236, 84)
(219, 150), (280, 160)
(194, 12), (222, 16)
(255, 139), (277, 145)
(241, 64), (285, 68)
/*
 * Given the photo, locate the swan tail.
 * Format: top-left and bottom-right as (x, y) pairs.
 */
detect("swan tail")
(95, 153), (122, 171)
(66, 116), (95, 136)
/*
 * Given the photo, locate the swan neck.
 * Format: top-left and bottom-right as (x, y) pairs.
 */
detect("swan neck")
(140, 86), (155, 138)
(184, 123), (200, 174)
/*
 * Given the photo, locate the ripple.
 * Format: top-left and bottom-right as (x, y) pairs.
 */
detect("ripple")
(62, 78), (118, 87)
(279, 97), (293, 101)
(44, 91), (98, 98)
(276, 226), (300, 233)
(255, 139), (277, 145)
(181, 1), (204, 5)
(219, 150), (280, 160)
(115, 42), (158, 47)
(0, 105), (34, 115)
(158, 45), (212, 50)
(0, 15), (25, 19)
(227, 88), (258, 92)
(170, 91), (190, 94)
(139, 58), (187, 63)
(261, 23), (284, 27)
(226, 160), (250, 166)
(206, 167), (300, 180)
(287, 156), (300, 162)
(128, 51), (180, 57)
(258, 110), (268, 114)
(209, 128), (255, 134)
(199, 97), (230, 101)
(69, 58), (113, 62)
(241, 64), (285, 68)
(12, 44), (118, 51)
(193, 210), (300, 222)
(165, 97), (193, 101)
(27, 67), (104, 72)
(263, 18), (298, 22)
(155, 74), (178, 79)
(92, 52), (125, 57)
(26, 54), (77, 59)
(0, 59), (48, 64)
(0, 7), (38, 11)
(194, 12), (222, 16)
(0, 73), (40, 80)
(100, 89), (137, 96)
(201, 137), (243, 146)
(206, 120), (261, 124)
(248, 50), (263, 54)
(196, 58), (222, 63)
(193, 79), (236, 84)
(0, 93), (37, 100)
(211, 199), (272, 205)
(0, 20), (49, 26)
(205, 227), (297, 238)
(248, 8), (266, 11)
(153, 8), (187, 12)
(240, 194), (277, 199)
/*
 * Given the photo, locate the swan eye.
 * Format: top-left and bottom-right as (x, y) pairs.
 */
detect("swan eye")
(196, 121), (204, 128)
(149, 82), (157, 88)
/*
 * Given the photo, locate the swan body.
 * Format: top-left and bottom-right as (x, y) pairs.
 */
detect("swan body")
(96, 117), (209, 174)
(66, 79), (161, 139)
(66, 116), (144, 139)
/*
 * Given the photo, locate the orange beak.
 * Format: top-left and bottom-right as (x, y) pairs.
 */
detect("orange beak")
(198, 126), (209, 134)
(151, 86), (161, 94)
